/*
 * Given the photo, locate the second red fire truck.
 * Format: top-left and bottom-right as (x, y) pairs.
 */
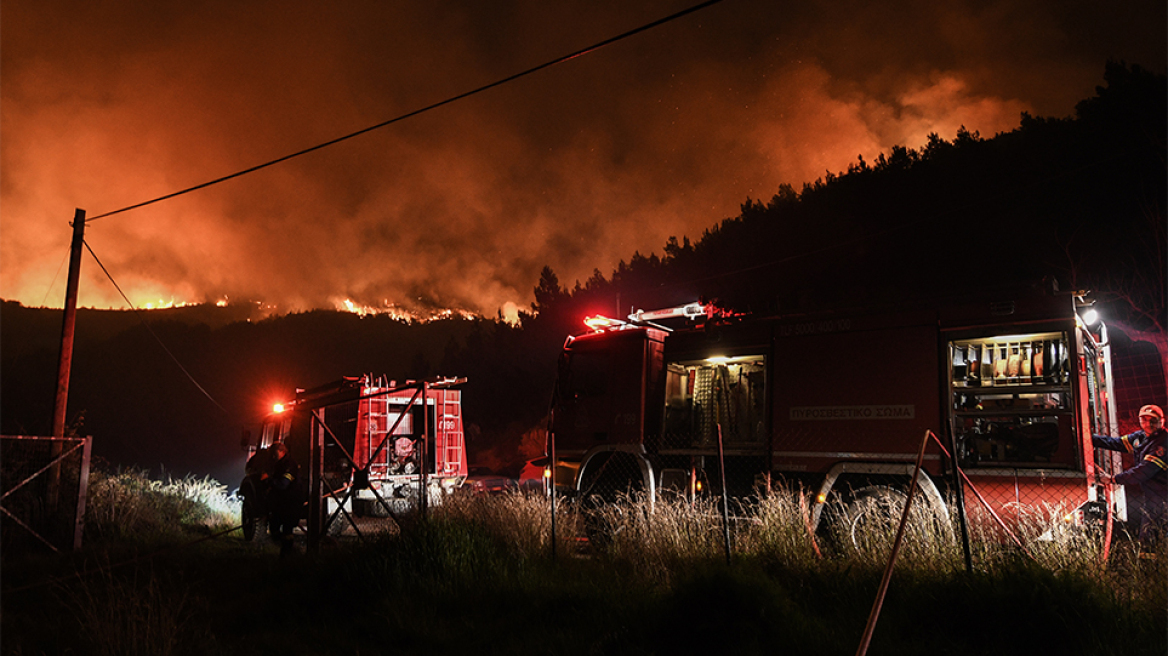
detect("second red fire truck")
(547, 280), (1124, 538)
(240, 374), (467, 540)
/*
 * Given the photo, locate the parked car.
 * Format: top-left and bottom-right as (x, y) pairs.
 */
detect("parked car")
(465, 467), (518, 496)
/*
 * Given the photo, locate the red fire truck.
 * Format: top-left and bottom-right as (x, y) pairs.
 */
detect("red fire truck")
(240, 374), (467, 539)
(548, 281), (1124, 536)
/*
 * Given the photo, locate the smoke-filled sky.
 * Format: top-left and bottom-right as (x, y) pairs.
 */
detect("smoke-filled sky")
(3, 0), (1164, 319)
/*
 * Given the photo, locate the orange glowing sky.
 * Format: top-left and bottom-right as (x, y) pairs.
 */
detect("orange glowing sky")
(3, 0), (1164, 318)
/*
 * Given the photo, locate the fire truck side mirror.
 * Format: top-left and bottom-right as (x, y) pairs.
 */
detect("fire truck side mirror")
(240, 430), (252, 451)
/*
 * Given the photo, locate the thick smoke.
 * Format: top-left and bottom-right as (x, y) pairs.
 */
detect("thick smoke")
(2, 0), (1163, 316)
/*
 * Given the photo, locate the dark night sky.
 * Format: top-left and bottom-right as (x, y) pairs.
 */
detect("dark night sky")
(3, 0), (1165, 318)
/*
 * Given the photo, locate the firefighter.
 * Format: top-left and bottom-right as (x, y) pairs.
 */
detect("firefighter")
(267, 442), (302, 557)
(240, 445), (276, 539)
(1093, 404), (1168, 554)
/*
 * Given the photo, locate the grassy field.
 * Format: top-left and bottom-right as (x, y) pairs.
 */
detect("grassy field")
(2, 470), (1164, 656)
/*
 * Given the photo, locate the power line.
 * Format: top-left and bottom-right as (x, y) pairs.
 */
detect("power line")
(40, 245), (71, 307)
(81, 239), (230, 415)
(85, 0), (725, 223)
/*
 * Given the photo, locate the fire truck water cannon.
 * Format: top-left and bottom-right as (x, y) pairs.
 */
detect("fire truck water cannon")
(584, 302), (729, 333)
(632, 300), (744, 326)
(628, 302), (709, 324)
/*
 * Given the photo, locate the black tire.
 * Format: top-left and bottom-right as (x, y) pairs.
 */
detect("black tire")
(326, 514), (350, 537)
(844, 486), (906, 551)
(241, 499), (257, 541)
(840, 485), (951, 553)
(578, 452), (645, 502)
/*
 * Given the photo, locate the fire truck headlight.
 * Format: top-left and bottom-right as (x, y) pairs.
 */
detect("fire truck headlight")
(1080, 308), (1099, 325)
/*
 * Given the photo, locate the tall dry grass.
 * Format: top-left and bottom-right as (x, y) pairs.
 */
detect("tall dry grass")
(435, 490), (581, 557)
(56, 562), (195, 656)
(84, 468), (239, 541)
(8, 473), (1159, 655)
(588, 493), (729, 580)
(469, 485), (1164, 608)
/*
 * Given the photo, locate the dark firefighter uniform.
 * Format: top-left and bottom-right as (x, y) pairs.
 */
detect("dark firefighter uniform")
(1093, 404), (1168, 546)
(268, 444), (302, 557)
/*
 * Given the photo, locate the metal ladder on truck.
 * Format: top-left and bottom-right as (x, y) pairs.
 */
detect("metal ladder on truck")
(436, 388), (464, 475)
(362, 376), (394, 480)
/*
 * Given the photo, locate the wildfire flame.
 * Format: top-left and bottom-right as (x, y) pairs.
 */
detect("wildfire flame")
(333, 298), (477, 322)
(142, 298), (192, 310)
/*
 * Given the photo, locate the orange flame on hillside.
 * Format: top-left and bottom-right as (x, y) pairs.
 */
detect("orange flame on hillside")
(333, 298), (477, 323)
(142, 298), (192, 310)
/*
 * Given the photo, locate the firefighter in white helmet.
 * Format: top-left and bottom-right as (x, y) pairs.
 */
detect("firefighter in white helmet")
(1093, 404), (1168, 554)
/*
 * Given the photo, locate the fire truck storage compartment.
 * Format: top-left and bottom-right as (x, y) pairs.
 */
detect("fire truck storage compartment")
(769, 314), (942, 474)
(354, 393), (432, 477)
(662, 355), (766, 449)
(948, 331), (1076, 468)
(555, 327), (666, 454)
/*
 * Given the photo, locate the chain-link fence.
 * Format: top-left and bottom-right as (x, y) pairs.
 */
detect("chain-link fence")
(1, 435), (92, 553)
(546, 420), (1126, 563)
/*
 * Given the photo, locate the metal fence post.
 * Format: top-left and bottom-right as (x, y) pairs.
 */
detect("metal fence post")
(947, 429), (973, 573)
(73, 436), (92, 550)
(420, 382), (429, 520)
(717, 424), (731, 565)
(309, 410), (324, 553)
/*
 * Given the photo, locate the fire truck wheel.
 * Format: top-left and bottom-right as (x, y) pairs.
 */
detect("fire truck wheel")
(841, 485), (947, 553)
(580, 494), (623, 553)
(323, 515), (350, 537)
(578, 452), (645, 502)
(241, 501), (258, 541)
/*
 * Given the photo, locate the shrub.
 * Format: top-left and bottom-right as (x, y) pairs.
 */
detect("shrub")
(84, 468), (238, 542)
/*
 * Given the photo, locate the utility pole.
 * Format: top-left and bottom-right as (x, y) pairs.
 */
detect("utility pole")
(48, 209), (85, 513)
(52, 209), (86, 438)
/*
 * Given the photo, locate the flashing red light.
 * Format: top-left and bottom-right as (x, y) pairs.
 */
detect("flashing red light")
(584, 315), (623, 331)
(272, 403), (286, 413)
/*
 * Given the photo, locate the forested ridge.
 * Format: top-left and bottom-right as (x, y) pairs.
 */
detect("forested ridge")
(529, 62), (1164, 338)
(2, 62), (1163, 482)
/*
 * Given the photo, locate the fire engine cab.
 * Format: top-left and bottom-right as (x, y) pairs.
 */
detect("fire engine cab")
(548, 282), (1124, 534)
(240, 374), (467, 539)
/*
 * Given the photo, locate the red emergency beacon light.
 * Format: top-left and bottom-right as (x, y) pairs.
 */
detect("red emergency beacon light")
(584, 315), (625, 331)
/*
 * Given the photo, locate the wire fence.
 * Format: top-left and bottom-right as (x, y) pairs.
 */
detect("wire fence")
(1, 435), (92, 553)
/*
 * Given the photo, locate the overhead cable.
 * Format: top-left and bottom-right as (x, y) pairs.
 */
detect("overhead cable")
(40, 246), (72, 306)
(81, 240), (231, 415)
(85, 0), (724, 223)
